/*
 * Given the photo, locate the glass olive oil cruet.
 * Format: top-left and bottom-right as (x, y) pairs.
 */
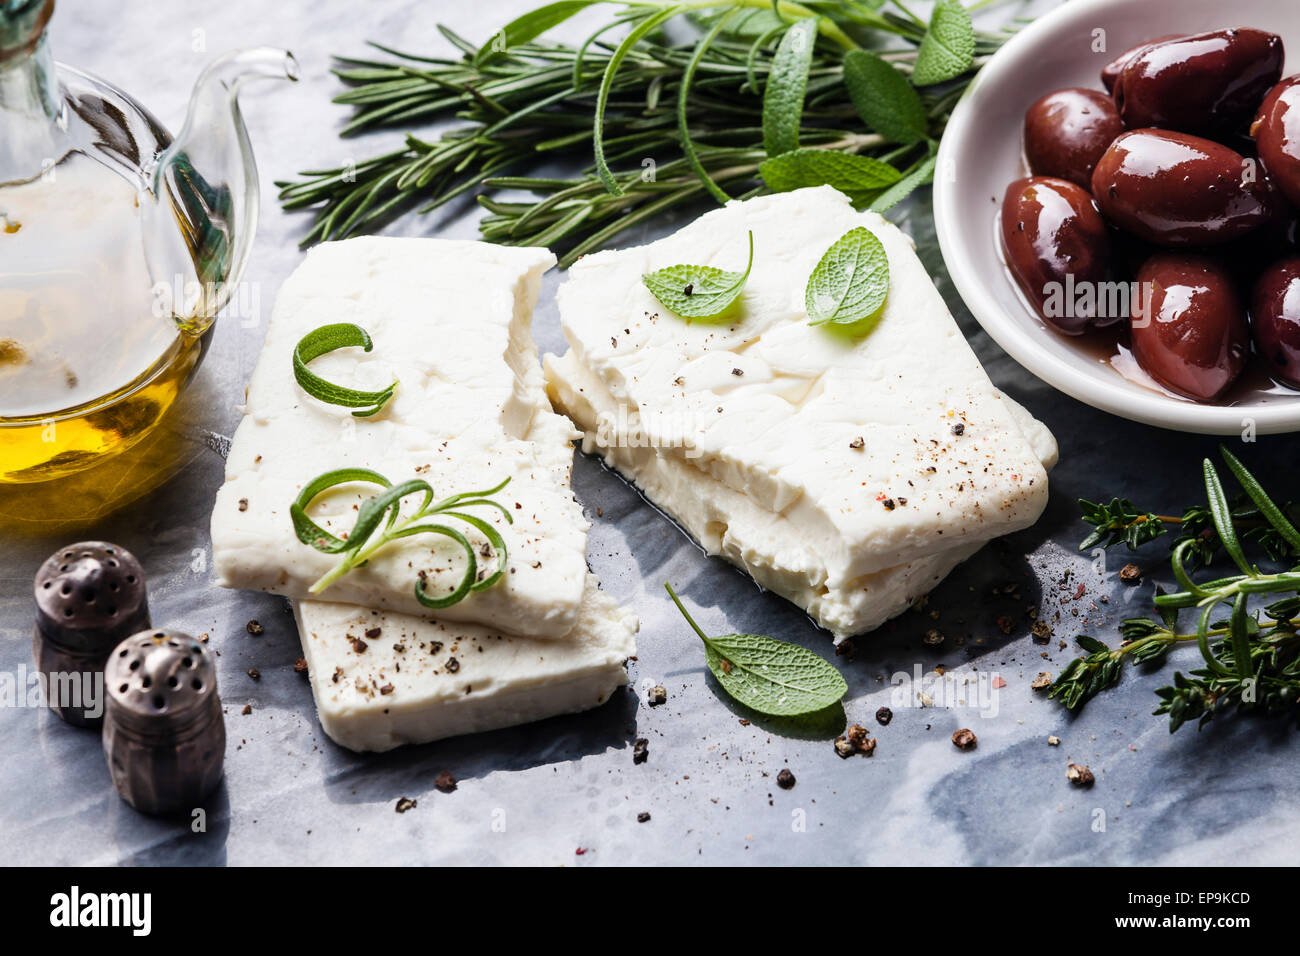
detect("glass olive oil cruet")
(0, 0), (294, 482)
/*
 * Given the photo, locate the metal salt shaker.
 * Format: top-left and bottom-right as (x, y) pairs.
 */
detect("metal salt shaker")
(33, 542), (151, 727)
(102, 630), (226, 816)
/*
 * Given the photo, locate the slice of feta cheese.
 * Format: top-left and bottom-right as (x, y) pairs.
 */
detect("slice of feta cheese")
(547, 349), (1054, 639)
(552, 186), (1051, 585)
(212, 237), (590, 639)
(544, 187), (1058, 638)
(295, 574), (637, 752)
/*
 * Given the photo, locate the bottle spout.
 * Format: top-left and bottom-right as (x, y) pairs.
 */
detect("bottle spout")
(145, 48), (297, 334)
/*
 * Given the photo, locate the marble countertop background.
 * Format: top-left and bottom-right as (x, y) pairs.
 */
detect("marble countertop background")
(1, 0), (1297, 865)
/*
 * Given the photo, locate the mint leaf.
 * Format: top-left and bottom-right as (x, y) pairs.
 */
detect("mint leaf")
(642, 231), (753, 319)
(910, 0), (975, 87)
(805, 226), (890, 326)
(665, 583), (848, 717)
(759, 148), (901, 201)
(762, 18), (818, 156)
(842, 50), (927, 144)
(869, 152), (937, 212)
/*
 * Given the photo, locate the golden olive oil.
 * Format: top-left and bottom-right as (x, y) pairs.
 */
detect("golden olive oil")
(0, 153), (206, 482)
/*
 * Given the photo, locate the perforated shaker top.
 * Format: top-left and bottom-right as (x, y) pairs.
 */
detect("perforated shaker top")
(104, 630), (219, 731)
(34, 542), (150, 654)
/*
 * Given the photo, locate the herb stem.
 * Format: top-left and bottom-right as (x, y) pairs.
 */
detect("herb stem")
(664, 581), (711, 643)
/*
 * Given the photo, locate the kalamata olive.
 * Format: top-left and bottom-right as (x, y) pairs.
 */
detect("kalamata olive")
(1251, 75), (1300, 208)
(1000, 176), (1112, 335)
(1023, 88), (1123, 188)
(1091, 129), (1278, 246)
(1130, 253), (1248, 400)
(1251, 256), (1300, 389)
(1113, 28), (1284, 135)
(1100, 35), (1184, 93)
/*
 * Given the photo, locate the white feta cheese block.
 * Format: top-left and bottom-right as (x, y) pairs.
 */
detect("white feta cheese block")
(212, 237), (590, 639)
(295, 574), (637, 752)
(544, 186), (1058, 638)
(548, 350), (1055, 639)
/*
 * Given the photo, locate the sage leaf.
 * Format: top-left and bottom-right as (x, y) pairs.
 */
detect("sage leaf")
(759, 148), (901, 201)
(842, 50), (927, 144)
(805, 226), (890, 326)
(762, 18), (818, 156)
(477, 1), (597, 62)
(642, 231), (753, 318)
(869, 152), (937, 212)
(910, 0), (975, 87)
(665, 583), (847, 717)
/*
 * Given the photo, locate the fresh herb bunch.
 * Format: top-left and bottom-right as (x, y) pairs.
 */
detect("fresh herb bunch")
(278, 0), (1011, 265)
(291, 469), (513, 609)
(1051, 448), (1300, 732)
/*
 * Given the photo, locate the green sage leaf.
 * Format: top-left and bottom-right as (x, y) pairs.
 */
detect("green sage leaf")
(869, 152), (937, 212)
(842, 50), (927, 144)
(477, 1), (598, 63)
(910, 0), (975, 87)
(759, 148), (901, 201)
(665, 583), (847, 716)
(762, 18), (818, 156)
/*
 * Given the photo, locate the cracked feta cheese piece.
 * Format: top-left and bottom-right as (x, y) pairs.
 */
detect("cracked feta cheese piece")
(548, 350), (1055, 639)
(545, 186), (1057, 638)
(212, 237), (589, 639)
(295, 574), (636, 752)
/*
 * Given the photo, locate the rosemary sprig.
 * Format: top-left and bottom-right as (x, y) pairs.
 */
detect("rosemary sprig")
(291, 469), (513, 609)
(293, 323), (397, 417)
(1051, 448), (1300, 732)
(278, 2), (1012, 264)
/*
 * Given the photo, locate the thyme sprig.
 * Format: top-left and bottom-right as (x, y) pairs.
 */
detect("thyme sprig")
(291, 469), (512, 609)
(1079, 494), (1300, 568)
(1051, 448), (1300, 731)
(278, 2), (1012, 264)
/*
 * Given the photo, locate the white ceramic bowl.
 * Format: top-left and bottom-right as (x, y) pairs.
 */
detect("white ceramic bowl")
(934, 0), (1300, 434)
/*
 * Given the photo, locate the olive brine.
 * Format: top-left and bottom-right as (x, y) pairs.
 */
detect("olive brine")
(1000, 28), (1300, 402)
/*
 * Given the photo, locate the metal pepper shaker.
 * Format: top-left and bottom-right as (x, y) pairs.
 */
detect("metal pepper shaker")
(33, 542), (151, 727)
(102, 630), (226, 816)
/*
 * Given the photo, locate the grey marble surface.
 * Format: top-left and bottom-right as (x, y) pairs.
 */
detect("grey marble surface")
(2, 0), (1298, 866)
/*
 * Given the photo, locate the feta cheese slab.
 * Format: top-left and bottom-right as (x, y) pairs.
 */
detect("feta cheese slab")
(295, 574), (636, 752)
(212, 238), (590, 638)
(545, 186), (1057, 638)
(548, 349), (1054, 639)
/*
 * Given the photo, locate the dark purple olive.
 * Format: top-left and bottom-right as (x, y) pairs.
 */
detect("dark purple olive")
(1023, 88), (1123, 188)
(1101, 35), (1184, 93)
(1251, 255), (1300, 389)
(1001, 176), (1112, 335)
(1113, 28), (1283, 135)
(1130, 253), (1248, 400)
(1251, 75), (1300, 209)
(1091, 129), (1278, 246)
